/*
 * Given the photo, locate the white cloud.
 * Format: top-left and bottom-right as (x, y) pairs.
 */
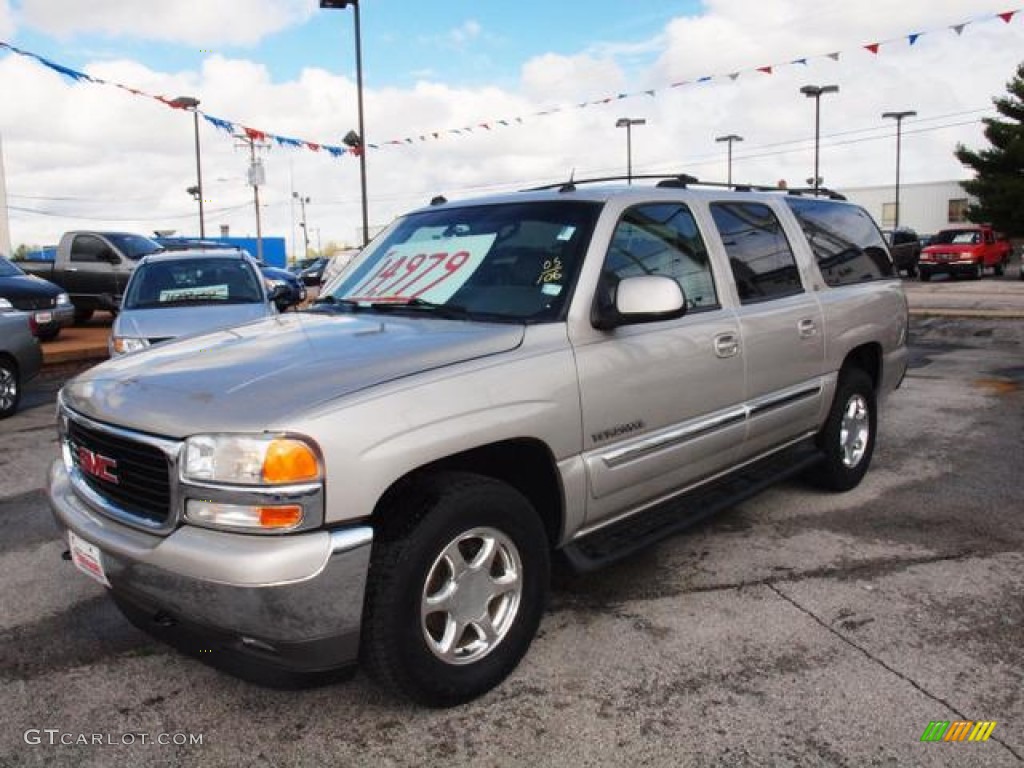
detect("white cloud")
(450, 20), (481, 47)
(0, 0), (15, 39)
(1, 0), (1021, 251)
(17, 0), (314, 45)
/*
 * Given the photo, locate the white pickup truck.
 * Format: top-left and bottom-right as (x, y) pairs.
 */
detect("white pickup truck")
(48, 179), (908, 706)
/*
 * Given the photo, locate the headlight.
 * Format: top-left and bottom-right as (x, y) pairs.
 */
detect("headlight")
(0, 298), (12, 310)
(110, 336), (150, 356)
(182, 434), (321, 486)
(56, 292), (71, 306)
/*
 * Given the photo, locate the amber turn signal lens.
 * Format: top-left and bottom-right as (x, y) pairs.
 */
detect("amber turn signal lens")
(258, 505), (304, 529)
(261, 439), (319, 484)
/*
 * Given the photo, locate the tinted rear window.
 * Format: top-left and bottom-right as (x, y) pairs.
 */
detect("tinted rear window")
(785, 198), (894, 286)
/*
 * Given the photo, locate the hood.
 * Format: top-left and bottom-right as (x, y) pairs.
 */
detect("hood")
(113, 302), (274, 342)
(63, 311), (524, 436)
(0, 273), (63, 300)
(922, 243), (977, 254)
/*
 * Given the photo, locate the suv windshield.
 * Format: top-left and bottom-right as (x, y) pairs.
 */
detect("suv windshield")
(326, 201), (601, 322)
(123, 257), (263, 309)
(108, 234), (165, 260)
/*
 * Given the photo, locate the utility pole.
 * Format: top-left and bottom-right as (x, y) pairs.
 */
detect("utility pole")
(294, 192), (311, 257)
(235, 133), (270, 262)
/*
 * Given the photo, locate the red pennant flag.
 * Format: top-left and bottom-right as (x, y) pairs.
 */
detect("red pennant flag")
(244, 127), (267, 142)
(479, 123), (491, 130)
(998, 11), (1015, 23)
(864, 43), (880, 54)
(306, 142), (320, 152)
(757, 65), (773, 74)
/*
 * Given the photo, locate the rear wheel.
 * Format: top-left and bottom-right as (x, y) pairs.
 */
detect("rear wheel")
(813, 368), (876, 492)
(361, 472), (550, 707)
(0, 357), (20, 419)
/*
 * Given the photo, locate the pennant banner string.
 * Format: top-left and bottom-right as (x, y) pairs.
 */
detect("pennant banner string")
(0, 7), (1019, 159)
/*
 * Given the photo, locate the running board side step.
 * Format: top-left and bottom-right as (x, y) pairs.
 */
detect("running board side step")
(562, 441), (823, 573)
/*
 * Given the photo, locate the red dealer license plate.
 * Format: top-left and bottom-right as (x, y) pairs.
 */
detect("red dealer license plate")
(68, 530), (110, 588)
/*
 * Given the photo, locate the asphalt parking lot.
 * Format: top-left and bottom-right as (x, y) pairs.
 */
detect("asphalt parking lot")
(1, 282), (1022, 766)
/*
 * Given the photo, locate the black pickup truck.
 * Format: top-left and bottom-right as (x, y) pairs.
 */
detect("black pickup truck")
(21, 232), (164, 322)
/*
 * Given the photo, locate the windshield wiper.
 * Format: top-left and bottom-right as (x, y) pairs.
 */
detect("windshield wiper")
(366, 298), (472, 320)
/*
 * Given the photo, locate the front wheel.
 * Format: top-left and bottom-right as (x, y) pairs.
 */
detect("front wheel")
(813, 368), (876, 492)
(994, 259), (1005, 277)
(361, 472), (550, 707)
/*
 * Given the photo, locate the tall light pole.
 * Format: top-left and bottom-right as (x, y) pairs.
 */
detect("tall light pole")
(715, 134), (743, 187)
(170, 96), (205, 237)
(321, 0), (369, 247)
(882, 110), (916, 230)
(615, 117), (646, 184)
(799, 84), (839, 195)
(294, 192), (311, 257)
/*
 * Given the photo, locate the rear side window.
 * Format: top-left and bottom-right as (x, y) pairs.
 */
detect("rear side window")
(710, 202), (802, 303)
(785, 198), (894, 286)
(604, 203), (718, 310)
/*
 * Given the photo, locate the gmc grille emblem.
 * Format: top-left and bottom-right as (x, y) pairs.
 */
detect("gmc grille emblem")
(77, 446), (119, 485)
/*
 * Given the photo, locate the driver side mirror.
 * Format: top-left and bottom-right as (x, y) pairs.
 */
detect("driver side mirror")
(592, 275), (687, 330)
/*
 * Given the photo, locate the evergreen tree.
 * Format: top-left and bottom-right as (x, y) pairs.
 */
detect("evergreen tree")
(955, 62), (1024, 235)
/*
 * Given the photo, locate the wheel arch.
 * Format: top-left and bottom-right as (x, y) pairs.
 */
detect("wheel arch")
(370, 438), (565, 549)
(840, 342), (882, 391)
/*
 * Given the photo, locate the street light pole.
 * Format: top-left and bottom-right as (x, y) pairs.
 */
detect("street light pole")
(171, 96), (205, 237)
(321, 0), (369, 246)
(882, 110), (916, 230)
(799, 84), (839, 195)
(715, 134), (743, 187)
(615, 117), (646, 184)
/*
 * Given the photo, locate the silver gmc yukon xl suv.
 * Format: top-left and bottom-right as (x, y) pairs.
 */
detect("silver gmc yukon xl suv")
(49, 180), (909, 706)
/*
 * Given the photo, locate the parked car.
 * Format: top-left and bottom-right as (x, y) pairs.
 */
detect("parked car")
(882, 227), (921, 277)
(155, 238), (305, 311)
(288, 257), (320, 275)
(0, 311), (42, 418)
(918, 225), (1013, 280)
(50, 179), (908, 706)
(298, 257), (329, 286)
(0, 256), (74, 340)
(20, 232), (165, 322)
(109, 250), (284, 356)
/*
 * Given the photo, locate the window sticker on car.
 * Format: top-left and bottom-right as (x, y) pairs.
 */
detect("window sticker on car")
(537, 257), (564, 284)
(343, 234), (495, 304)
(159, 284), (229, 302)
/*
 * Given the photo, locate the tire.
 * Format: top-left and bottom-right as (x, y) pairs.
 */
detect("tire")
(919, 269), (931, 282)
(994, 259), (1005, 277)
(812, 368), (876, 492)
(37, 329), (60, 342)
(73, 308), (94, 324)
(0, 357), (20, 419)
(973, 262), (984, 280)
(906, 263), (917, 278)
(361, 472), (550, 707)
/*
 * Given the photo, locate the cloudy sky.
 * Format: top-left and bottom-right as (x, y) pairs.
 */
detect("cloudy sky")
(0, 0), (1022, 256)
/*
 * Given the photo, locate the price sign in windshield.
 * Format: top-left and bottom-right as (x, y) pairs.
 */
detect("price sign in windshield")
(343, 235), (495, 304)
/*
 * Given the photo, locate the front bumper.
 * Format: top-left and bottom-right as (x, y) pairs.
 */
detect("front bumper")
(919, 260), (979, 276)
(48, 459), (373, 675)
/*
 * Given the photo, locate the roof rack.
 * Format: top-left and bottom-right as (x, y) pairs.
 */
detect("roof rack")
(524, 174), (846, 199)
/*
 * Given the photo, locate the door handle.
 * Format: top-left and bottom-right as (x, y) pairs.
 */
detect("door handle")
(66, 267), (79, 272)
(714, 333), (739, 358)
(798, 318), (817, 338)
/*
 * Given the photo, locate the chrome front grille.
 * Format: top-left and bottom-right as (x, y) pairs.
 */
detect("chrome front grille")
(65, 413), (175, 527)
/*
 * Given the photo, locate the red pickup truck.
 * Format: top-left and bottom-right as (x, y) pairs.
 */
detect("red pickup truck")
(918, 225), (1012, 281)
